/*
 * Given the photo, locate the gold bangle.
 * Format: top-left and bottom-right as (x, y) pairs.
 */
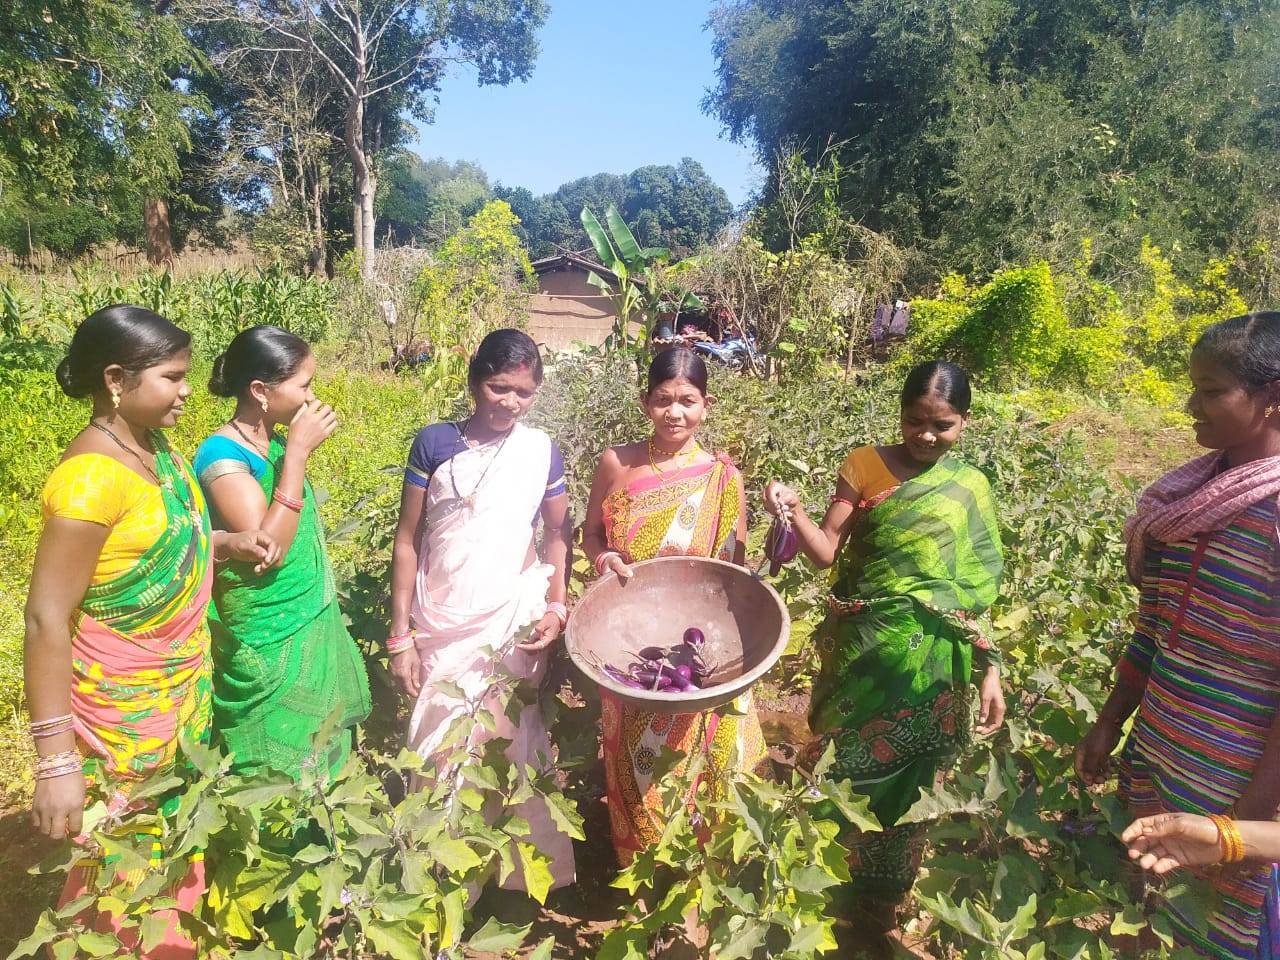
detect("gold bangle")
(1208, 813), (1244, 863)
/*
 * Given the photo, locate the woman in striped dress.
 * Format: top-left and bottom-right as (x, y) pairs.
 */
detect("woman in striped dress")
(1077, 311), (1280, 959)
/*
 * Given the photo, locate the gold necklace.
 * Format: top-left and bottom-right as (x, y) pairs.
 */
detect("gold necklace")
(647, 439), (700, 483)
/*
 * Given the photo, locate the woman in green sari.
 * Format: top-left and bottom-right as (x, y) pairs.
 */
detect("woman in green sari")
(765, 360), (1005, 953)
(194, 326), (370, 778)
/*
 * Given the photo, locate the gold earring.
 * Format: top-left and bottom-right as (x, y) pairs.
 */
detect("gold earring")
(111, 390), (120, 409)
(1268, 403), (1279, 418)
(260, 397), (268, 413)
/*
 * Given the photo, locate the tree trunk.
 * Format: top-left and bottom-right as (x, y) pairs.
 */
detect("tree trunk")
(308, 168), (326, 276)
(144, 197), (174, 269)
(343, 28), (375, 281)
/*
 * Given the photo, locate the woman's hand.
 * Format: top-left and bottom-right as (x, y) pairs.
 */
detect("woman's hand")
(287, 400), (338, 459)
(763, 480), (801, 520)
(218, 529), (282, 573)
(975, 666), (1006, 735)
(519, 612), (561, 652)
(1121, 813), (1222, 874)
(600, 553), (635, 581)
(32, 771), (86, 840)
(1075, 718), (1124, 786)
(390, 647), (424, 698)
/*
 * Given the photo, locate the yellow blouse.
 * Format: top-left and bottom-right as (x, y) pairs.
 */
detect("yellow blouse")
(837, 445), (899, 502)
(41, 454), (168, 584)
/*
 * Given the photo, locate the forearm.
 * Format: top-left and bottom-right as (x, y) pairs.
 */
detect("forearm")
(1097, 676), (1146, 727)
(389, 539), (419, 636)
(258, 451), (308, 552)
(23, 621), (77, 758)
(543, 531), (569, 605)
(1239, 820), (1280, 860)
(789, 506), (839, 569)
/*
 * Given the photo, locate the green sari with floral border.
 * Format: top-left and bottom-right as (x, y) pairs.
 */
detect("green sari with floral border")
(808, 453), (1003, 901)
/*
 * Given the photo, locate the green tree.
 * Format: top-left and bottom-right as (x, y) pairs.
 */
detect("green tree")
(188, 0), (548, 279)
(378, 152), (492, 245)
(0, 0), (203, 259)
(705, 0), (1280, 284)
(498, 161), (734, 260)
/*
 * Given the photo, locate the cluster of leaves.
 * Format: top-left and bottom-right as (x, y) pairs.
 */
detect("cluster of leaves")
(580, 204), (703, 350)
(706, 0), (1280, 290)
(0, 0), (205, 259)
(11, 640), (578, 960)
(0, 266), (334, 362)
(894, 239), (1250, 401)
(598, 744), (879, 960)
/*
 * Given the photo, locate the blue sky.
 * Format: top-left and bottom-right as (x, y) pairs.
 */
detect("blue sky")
(409, 0), (763, 208)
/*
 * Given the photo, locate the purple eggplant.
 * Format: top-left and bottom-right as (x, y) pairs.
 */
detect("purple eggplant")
(765, 515), (799, 576)
(637, 646), (666, 662)
(683, 627), (705, 647)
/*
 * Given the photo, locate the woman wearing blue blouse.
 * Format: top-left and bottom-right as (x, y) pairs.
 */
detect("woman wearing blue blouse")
(193, 326), (369, 779)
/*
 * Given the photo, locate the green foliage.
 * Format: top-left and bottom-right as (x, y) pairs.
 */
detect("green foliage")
(706, 0), (1280, 289)
(377, 152), (493, 246)
(597, 744), (877, 960)
(497, 159), (734, 260)
(408, 199), (534, 381)
(0, 0), (205, 257)
(896, 242), (1251, 397)
(580, 204), (703, 349)
(11, 649), (580, 959)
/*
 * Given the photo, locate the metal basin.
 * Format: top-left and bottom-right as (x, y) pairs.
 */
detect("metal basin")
(565, 556), (790, 714)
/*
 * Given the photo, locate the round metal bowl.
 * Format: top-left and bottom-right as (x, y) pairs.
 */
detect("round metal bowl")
(565, 556), (791, 714)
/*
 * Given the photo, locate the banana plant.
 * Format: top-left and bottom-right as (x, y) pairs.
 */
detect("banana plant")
(580, 204), (703, 349)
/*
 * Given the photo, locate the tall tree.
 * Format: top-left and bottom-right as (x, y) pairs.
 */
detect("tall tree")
(187, 0), (548, 279)
(705, 0), (1280, 281)
(0, 0), (202, 259)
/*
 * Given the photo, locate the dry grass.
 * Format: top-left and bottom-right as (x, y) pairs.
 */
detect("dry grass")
(0, 240), (261, 278)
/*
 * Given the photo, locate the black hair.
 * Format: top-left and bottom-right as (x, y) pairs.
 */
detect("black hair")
(900, 360), (973, 415)
(55, 304), (191, 399)
(468, 328), (543, 387)
(646, 346), (709, 396)
(1193, 312), (1280, 392)
(209, 325), (312, 399)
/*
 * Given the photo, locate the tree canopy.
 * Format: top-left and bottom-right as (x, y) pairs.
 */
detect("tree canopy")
(0, 0), (204, 258)
(705, 0), (1280, 281)
(496, 159), (734, 260)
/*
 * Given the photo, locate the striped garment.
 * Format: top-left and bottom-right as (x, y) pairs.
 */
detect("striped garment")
(1118, 496), (1280, 959)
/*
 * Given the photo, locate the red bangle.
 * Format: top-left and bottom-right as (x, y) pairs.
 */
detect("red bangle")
(272, 490), (304, 512)
(831, 496), (854, 508)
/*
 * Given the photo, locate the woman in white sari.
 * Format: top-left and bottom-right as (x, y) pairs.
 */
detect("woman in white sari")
(387, 329), (575, 893)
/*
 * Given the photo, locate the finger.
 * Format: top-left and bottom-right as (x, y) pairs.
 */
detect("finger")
(67, 804), (83, 837)
(48, 811), (66, 840)
(1153, 857), (1182, 875)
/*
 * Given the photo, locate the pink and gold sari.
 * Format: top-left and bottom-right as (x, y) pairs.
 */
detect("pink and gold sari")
(599, 453), (767, 864)
(406, 422), (575, 893)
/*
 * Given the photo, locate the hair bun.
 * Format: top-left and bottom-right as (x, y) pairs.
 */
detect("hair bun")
(208, 352), (231, 397)
(55, 356), (84, 398)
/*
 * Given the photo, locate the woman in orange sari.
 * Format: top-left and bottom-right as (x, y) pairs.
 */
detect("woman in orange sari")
(582, 348), (766, 865)
(24, 305), (277, 958)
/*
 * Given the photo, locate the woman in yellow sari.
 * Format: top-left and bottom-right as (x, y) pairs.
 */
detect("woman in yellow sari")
(582, 347), (766, 865)
(24, 305), (277, 957)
